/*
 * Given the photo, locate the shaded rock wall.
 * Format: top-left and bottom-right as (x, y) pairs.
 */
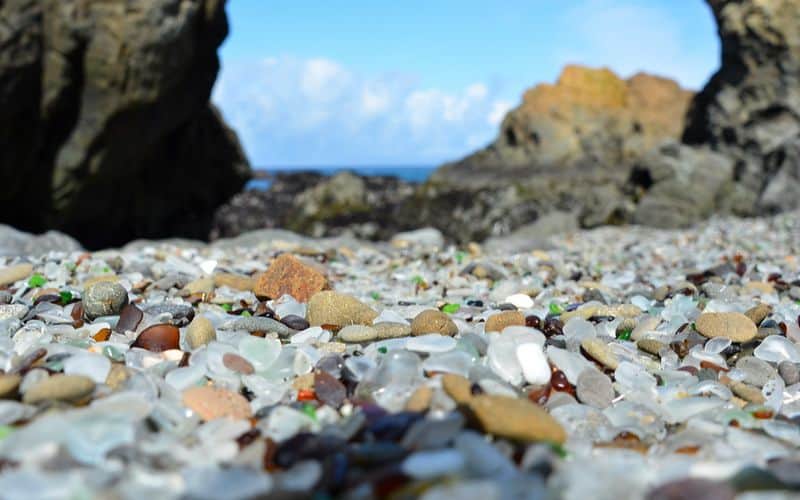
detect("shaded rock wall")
(682, 0), (800, 213)
(0, 0), (249, 249)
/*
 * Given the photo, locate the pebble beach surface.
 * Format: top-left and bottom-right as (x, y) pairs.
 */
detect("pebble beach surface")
(0, 212), (799, 499)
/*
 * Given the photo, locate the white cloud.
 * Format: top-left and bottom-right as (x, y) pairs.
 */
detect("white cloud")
(360, 83), (391, 115)
(488, 100), (513, 127)
(558, 0), (718, 90)
(301, 58), (351, 102)
(213, 56), (511, 165)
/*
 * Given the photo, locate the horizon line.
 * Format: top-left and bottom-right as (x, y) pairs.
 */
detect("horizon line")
(251, 165), (436, 170)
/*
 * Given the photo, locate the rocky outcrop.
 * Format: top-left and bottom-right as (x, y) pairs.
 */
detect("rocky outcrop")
(0, 0), (249, 249)
(682, 0), (800, 214)
(431, 0), (800, 235)
(438, 65), (692, 172)
(630, 142), (741, 228)
(212, 172), (416, 240)
(411, 66), (694, 240)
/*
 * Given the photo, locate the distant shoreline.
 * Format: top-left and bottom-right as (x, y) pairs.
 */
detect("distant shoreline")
(247, 166), (435, 190)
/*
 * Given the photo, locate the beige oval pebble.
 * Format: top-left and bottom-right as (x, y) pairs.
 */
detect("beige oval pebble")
(561, 303), (642, 323)
(374, 322), (412, 339)
(213, 273), (255, 291)
(411, 310), (458, 336)
(0, 374), (21, 399)
(744, 303), (772, 326)
(637, 338), (667, 357)
(580, 338), (619, 370)
(338, 324), (378, 343)
(23, 374), (95, 404)
(695, 312), (757, 342)
(744, 281), (775, 295)
(0, 263), (33, 287)
(186, 315), (217, 349)
(182, 386), (253, 421)
(729, 380), (765, 404)
(484, 311), (525, 333)
(469, 394), (566, 444)
(184, 277), (214, 295)
(307, 291), (378, 328)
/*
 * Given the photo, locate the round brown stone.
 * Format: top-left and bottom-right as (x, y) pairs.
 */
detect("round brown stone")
(484, 311), (525, 332)
(410, 310), (458, 336)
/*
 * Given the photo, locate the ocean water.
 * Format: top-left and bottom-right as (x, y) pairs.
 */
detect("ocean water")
(247, 166), (435, 190)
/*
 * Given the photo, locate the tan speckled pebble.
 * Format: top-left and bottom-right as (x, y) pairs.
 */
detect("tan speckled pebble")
(469, 394), (566, 444)
(484, 311), (525, 333)
(581, 338), (619, 370)
(411, 310), (458, 336)
(23, 375), (95, 404)
(695, 312), (757, 342)
(0, 263), (33, 287)
(308, 291), (378, 328)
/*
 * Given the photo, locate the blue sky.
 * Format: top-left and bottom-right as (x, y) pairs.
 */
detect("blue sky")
(213, 0), (719, 167)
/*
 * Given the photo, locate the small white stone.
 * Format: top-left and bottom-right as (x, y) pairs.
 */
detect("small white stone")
(516, 343), (551, 386)
(290, 326), (328, 344)
(198, 259), (217, 275)
(505, 293), (534, 310)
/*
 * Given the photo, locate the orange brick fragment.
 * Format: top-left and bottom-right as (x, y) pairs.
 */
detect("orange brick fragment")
(254, 254), (328, 302)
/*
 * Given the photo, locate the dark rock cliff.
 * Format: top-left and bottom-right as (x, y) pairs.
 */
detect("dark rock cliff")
(0, 0), (250, 248)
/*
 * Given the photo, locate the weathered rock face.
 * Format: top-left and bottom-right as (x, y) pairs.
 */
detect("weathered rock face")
(440, 65), (693, 172)
(0, 0), (249, 249)
(415, 66), (695, 240)
(630, 141), (741, 228)
(682, 0), (800, 214)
